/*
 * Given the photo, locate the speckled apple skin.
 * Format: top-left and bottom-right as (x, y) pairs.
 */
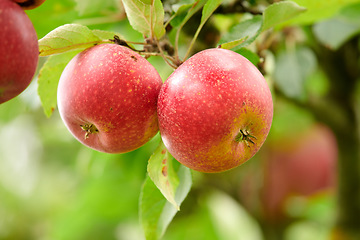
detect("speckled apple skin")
(57, 44), (162, 153)
(157, 48), (273, 173)
(0, 0), (38, 104)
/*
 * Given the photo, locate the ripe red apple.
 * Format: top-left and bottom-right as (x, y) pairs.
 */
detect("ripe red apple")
(239, 124), (337, 223)
(57, 44), (163, 153)
(157, 48), (273, 173)
(12, 0), (46, 10)
(0, 0), (39, 104)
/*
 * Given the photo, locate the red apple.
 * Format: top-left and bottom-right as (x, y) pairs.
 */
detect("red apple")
(57, 44), (162, 153)
(157, 48), (273, 173)
(0, 0), (39, 104)
(240, 124), (337, 223)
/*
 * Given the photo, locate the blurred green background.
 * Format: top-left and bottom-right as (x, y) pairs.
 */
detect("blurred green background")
(2, 0), (360, 239)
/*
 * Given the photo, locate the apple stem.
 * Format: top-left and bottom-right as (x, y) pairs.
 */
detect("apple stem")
(110, 35), (181, 69)
(80, 124), (99, 139)
(235, 129), (257, 145)
(111, 35), (138, 51)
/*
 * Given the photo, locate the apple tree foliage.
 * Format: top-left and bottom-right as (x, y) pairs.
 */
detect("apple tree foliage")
(1, 0), (360, 239)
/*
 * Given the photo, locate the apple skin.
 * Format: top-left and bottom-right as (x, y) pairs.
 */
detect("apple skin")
(12, 0), (46, 10)
(57, 44), (163, 153)
(240, 124), (337, 223)
(0, 0), (39, 104)
(157, 48), (273, 173)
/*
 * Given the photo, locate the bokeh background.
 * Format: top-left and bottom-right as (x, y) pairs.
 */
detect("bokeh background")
(1, 0), (360, 239)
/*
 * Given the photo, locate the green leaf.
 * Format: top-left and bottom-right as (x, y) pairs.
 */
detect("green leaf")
(170, 0), (206, 28)
(218, 36), (248, 50)
(147, 141), (179, 209)
(339, 2), (360, 24)
(218, 15), (263, 51)
(286, 0), (360, 26)
(140, 165), (192, 240)
(200, 0), (222, 23)
(312, 2), (360, 50)
(217, 2), (306, 51)
(39, 24), (104, 56)
(121, 0), (166, 39)
(139, 0), (152, 4)
(171, 0), (196, 13)
(262, 1), (306, 31)
(274, 46), (317, 99)
(235, 48), (260, 66)
(313, 18), (360, 50)
(38, 50), (81, 117)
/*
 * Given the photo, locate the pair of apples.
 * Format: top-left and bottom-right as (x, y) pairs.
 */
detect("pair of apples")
(0, 0), (273, 173)
(58, 43), (273, 173)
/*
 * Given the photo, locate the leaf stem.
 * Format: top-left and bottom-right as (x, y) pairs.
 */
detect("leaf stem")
(164, 14), (177, 29)
(126, 41), (148, 45)
(174, 0), (207, 64)
(174, 25), (184, 65)
(183, 21), (205, 60)
(155, 39), (178, 69)
(183, 0), (221, 60)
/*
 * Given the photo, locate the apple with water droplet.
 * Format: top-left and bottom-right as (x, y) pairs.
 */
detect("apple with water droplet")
(157, 48), (273, 173)
(57, 44), (162, 153)
(0, 0), (39, 104)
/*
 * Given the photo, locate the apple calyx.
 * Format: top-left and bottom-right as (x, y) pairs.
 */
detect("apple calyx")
(80, 124), (99, 139)
(235, 129), (257, 145)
